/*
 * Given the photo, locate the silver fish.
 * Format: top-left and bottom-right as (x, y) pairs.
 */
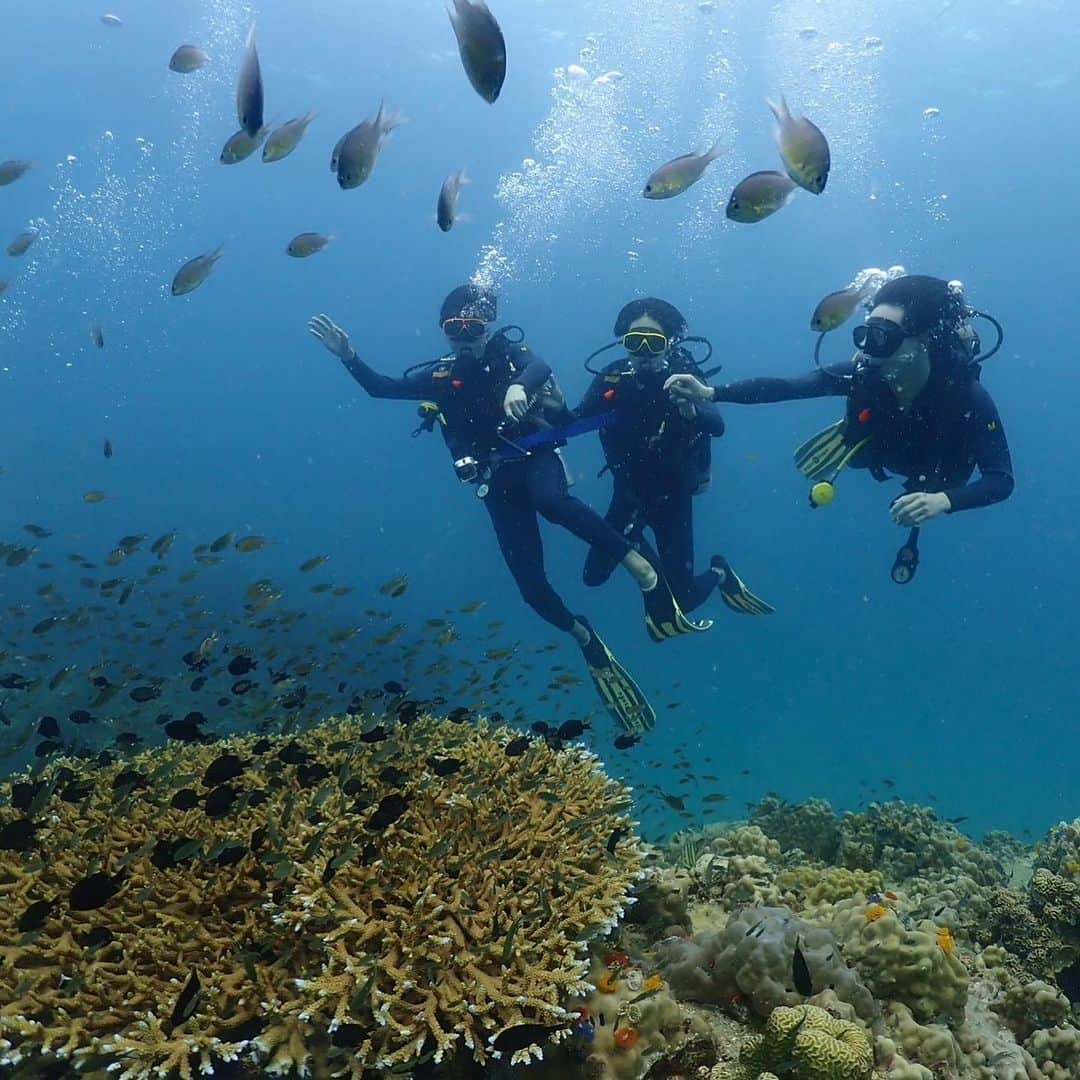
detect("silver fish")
(810, 283), (872, 333)
(90, 322), (105, 348)
(169, 45), (208, 74)
(171, 247), (224, 296)
(286, 232), (334, 258)
(725, 170), (797, 224)
(767, 95), (830, 194)
(6, 231), (36, 257)
(448, 0), (506, 104)
(437, 168), (469, 231)
(236, 24), (263, 138)
(220, 125), (269, 165)
(0, 160), (32, 186)
(263, 112), (316, 163)
(335, 102), (403, 190)
(100, 13), (122, 27)
(643, 140), (722, 199)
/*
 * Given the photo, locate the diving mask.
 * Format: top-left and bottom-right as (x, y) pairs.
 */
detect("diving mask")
(442, 316), (488, 341)
(852, 317), (906, 359)
(623, 329), (669, 356)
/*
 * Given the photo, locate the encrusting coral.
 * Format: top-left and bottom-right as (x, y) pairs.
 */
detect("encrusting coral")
(0, 713), (643, 1077)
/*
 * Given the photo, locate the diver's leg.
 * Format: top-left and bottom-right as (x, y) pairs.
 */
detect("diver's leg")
(649, 490), (716, 614)
(527, 452), (709, 640)
(582, 482), (641, 588)
(483, 486), (576, 633)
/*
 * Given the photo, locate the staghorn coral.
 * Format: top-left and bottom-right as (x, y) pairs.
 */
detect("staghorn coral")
(709, 1004), (873, 1080)
(0, 713), (643, 1077)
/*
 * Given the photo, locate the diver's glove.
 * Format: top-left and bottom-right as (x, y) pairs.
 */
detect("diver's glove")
(308, 313), (353, 361)
(643, 576), (713, 642)
(503, 383), (529, 420)
(711, 555), (775, 615)
(663, 372), (714, 403)
(577, 617), (655, 733)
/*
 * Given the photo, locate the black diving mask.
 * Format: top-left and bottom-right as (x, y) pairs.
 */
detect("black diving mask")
(853, 317), (907, 359)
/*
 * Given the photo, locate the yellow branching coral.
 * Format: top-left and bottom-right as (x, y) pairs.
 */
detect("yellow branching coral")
(0, 713), (642, 1078)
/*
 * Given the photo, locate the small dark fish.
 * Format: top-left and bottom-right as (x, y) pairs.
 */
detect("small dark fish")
(427, 756), (462, 777)
(531, 721), (550, 735)
(331, 1024), (365, 1048)
(171, 788), (199, 811)
(78, 926), (114, 950)
(190, 676), (206, 691)
(70, 871), (122, 911)
(236, 25), (263, 137)
(491, 1024), (554, 1055)
(437, 167), (469, 231)
(169, 969), (202, 1031)
(103, 438), (113, 459)
(228, 655), (256, 676)
(37, 715), (62, 740)
(555, 719), (588, 740)
(379, 766), (409, 788)
(606, 826), (628, 855)
(447, 706), (472, 724)
(165, 717), (206, 743)
(661, 793), (687, 812)
(203, 753), (245, 786)
(130, 685), (160, 703)
(448, 0), (507, 104)
(204, 784), (239, 818)
(0, 818), (37, 852)
(231, 678), (256, 695)
(613, 733), (640, 750)
(359, 725), (389, 744)
(277, 741), (309, 765)
(947, 815), (969, 824)
(504, 736), (530, 757)
(792, 938), (813, 996)
(367, 792), (408, 831)
(0, 673), (33, 690)
(18, 898), (54, 932)
(11, 781), (45, 811)
(383, 680), (405, 695)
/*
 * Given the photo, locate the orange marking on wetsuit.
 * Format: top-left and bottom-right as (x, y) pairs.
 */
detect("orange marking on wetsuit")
(858, 408), (871, 423)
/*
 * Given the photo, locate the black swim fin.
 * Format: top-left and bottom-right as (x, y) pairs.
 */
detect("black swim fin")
(643, 576), (712, 642)
(578, 618), (655, 733)
(711, 555), (775, 615)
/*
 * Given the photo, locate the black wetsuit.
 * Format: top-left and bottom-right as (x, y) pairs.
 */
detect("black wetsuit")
(575, 351), (727, 612)
(710, 360), (1014, 510)
(340, 335), (633, 632)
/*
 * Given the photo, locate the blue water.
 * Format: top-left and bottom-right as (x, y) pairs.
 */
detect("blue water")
(0, 0), (1075, 842)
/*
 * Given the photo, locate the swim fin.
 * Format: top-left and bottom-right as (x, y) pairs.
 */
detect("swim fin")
(793, 419), (850, 482)
(643, 576), (712, 642)
(578, 618), (655, 733)
(711, 555), (775, 615)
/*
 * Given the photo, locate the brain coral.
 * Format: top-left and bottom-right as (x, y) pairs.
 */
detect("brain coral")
(0, 713), (643, 1076)
(713, 1004), (874, 1080)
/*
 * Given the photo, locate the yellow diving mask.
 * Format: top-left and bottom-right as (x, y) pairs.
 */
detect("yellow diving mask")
(623, 330), (669, 355)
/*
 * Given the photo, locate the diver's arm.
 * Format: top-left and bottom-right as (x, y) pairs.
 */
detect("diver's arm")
(571, 374), (613, 420)
(710, 364), (854, 404)
(340, 350), (433, 401)
(309, 313), (432, 401)
(943, 386), (1015, 513)
(695, 402), (726, 437)
(513, 356), (553, 395)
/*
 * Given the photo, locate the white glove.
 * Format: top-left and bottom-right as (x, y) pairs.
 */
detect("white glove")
(308, 313), (353, 361)
(664, 373), (713, 403)
(503, 383), (529, 420)
(890, 491), (951, 526)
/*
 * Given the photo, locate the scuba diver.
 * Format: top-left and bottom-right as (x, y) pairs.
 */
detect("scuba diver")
(575, 298), (773, 619)
(663, 274), (1014, 584)
(308, 284), (706, 734)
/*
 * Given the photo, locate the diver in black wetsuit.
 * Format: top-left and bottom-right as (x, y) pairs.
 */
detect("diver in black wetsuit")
(664, 274), (1014, 583)
(575, 298), (773, 620)
(308, 284), (705, 733)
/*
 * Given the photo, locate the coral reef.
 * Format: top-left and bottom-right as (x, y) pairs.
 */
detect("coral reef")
(657, 905), (875, 1020)
(0, 714), (643, 1076)
(750, 796), (841, 864)
(829, 899), (969, 1025)
(709, 1004), (873, 1080)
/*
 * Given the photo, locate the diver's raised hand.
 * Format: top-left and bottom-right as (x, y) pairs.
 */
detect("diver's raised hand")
(890, 491), (951, 526)
(308, 314), (353, 361)
(503, 383), (529, 420)
(664, 373), (713, 403)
